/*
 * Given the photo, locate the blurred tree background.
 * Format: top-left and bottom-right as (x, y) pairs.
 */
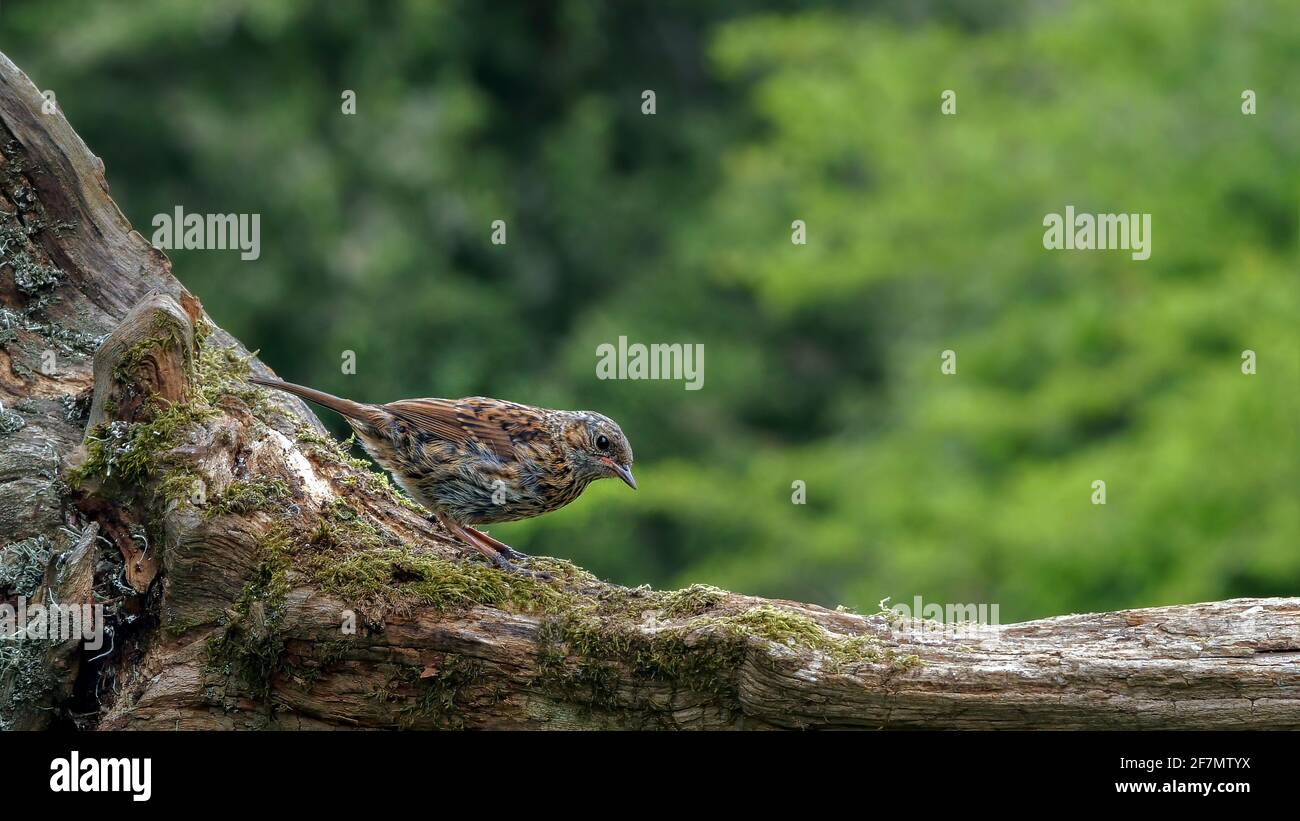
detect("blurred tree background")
(5, 0), (1296, 620)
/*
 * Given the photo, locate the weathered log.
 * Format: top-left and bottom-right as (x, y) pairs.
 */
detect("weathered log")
(2, 48), (1298, 731)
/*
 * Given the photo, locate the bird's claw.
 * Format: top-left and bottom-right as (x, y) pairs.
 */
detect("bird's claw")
(497, 545), (531, 563)
(491, 554), (553, 580)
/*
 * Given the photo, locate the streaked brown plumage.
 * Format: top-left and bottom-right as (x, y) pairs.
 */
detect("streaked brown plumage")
(249, 376), (635, 574)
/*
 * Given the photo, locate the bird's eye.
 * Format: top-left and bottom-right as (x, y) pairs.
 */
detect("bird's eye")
(595, 434), (610, 451)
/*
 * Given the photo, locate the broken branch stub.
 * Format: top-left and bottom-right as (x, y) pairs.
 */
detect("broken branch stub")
(68, 292), (195, 593)
(84, 291), (194, 432)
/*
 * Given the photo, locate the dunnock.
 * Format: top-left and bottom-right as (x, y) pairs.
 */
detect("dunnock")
(249, 376), (635, 574)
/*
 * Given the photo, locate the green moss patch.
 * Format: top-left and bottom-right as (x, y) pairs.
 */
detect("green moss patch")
(268, 498), (566, 613)
(660, 583), (726, 619)
(203, 478), (290, 519)
(68, 400), (216, 491)
(532, 590), (915, 722)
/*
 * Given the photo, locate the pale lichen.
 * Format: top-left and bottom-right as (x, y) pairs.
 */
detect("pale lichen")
(0, 535), (54, 596)
(0, 403), (24, 435)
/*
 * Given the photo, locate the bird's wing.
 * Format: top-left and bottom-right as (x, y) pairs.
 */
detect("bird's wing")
(383, 397), (548, 462)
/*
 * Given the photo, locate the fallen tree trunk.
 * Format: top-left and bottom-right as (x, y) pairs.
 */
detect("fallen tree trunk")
(2, 50), (1298, 731)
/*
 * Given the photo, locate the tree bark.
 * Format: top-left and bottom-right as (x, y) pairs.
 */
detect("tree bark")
(2, 50), (1298, 731)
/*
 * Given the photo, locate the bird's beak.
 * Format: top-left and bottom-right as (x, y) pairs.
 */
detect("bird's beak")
(602, 458), (637, 490)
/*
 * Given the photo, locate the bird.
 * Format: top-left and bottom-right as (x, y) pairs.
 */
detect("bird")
(247, 375), (635, 575)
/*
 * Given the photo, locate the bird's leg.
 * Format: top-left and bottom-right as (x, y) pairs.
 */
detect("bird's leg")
(462, 529), (552, 579)
(432, 511), (507, 567)
(469, 527), (530, 563)
(433, 512), (549, 579)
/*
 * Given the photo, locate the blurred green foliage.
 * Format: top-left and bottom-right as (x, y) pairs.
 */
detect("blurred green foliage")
(7, 0), (1296, 620)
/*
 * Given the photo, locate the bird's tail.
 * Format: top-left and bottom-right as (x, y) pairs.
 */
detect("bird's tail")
(248, 376), (378, 423)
